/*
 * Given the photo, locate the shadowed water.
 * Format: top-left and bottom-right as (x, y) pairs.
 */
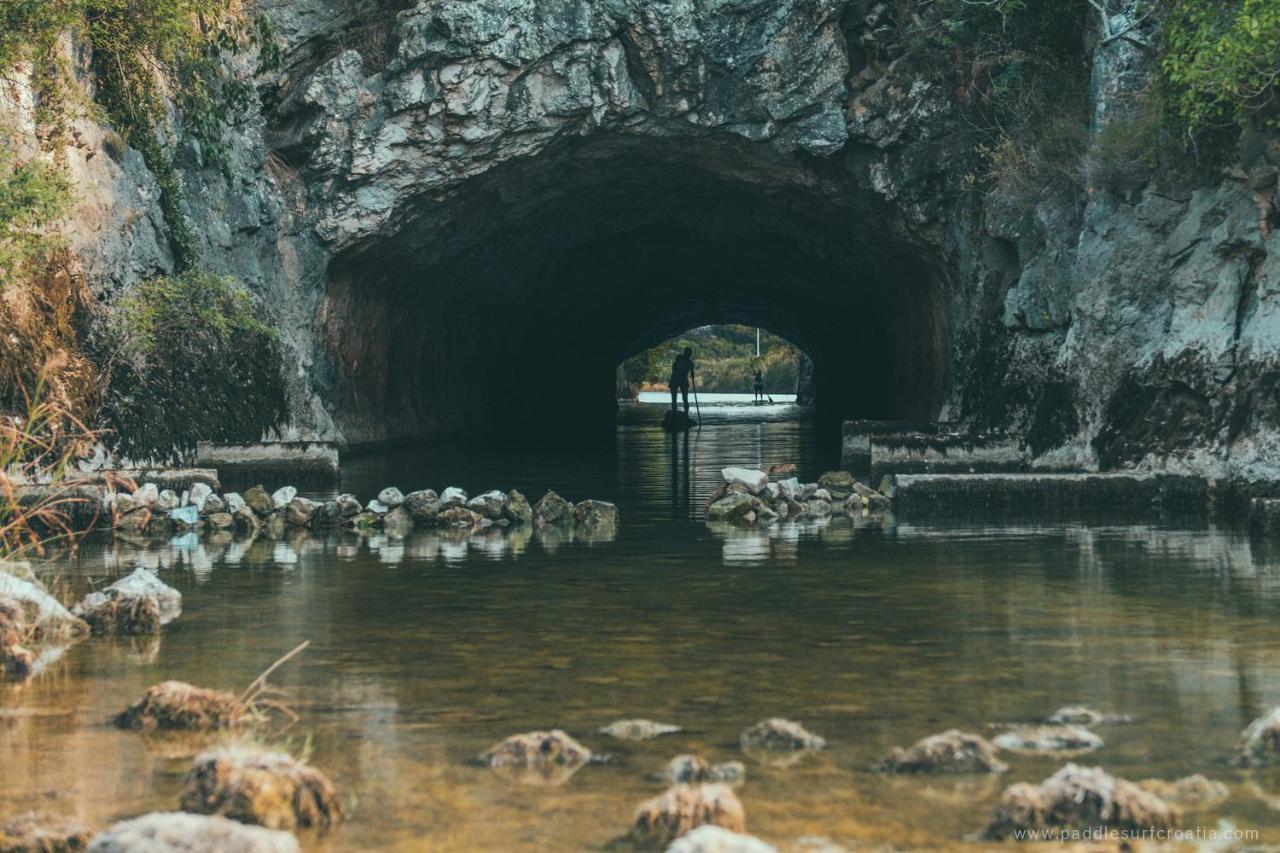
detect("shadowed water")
(5, 402), (1280, 850)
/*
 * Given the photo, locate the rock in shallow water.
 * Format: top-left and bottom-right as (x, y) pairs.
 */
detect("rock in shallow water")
(632, 784), (746, 847)
(72, 568), (181, 635)
(480, 729), (592, 785)
(661, 755), (746, 785)
(739, 718), (826, 751)
(575, 499), (619, 530)
(88, 812), (298, 853)
(533, 491), (574, 526)
(0, 812), (94, 852)
(377, 486), (405, 508)
(114, 680), (245, 731)
(242, 486), (273, 517)
(0, 570), (86, 640)
(991, 724), (1103, 755)
(982, 763), (1177, 840)
(270, 486), (296, 510)
(1045, 705), (1132, 726)
(664, 825), (776, 853)
(1233, 706), (1280, 767)
(467, 490), (508, 519)
(505, 489), (532, 525)
(180, 743), (344, 831)
(600, 719), (682, 740)
(874, 729), (1007, 774)
(721, 467), (768, 494)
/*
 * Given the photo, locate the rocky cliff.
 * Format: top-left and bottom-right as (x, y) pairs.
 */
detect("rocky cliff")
(5, 0), (1278, 484)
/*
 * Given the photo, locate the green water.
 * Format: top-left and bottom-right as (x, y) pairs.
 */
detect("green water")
(5, 404), (1280, 851)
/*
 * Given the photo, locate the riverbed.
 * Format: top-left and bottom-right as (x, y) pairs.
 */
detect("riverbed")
(4, 402), (1280, 850)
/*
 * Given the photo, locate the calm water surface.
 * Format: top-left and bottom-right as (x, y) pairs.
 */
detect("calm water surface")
(6, 402), (1280, 850)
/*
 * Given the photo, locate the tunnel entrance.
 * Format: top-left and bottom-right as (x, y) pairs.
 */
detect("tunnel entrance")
(317, 133), (949, 446)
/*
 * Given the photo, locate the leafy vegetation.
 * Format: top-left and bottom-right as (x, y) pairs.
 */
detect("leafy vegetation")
(93, 271), (286, 461)
(618, 326), (801, 397)
(0, 138), (70, 284)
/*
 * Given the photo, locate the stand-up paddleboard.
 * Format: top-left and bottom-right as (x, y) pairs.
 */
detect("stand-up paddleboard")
(661, 410), (698, 432)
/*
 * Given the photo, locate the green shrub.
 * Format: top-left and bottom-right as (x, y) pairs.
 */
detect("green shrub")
(95, 271), (286, 461)
(0, 138), (70, 285)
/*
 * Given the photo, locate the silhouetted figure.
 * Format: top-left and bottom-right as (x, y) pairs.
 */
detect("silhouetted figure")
(669, 347), (695, 412)
(753, 368), (765, 403)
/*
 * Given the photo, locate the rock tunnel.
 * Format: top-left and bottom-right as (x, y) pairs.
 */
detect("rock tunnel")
(316, 133), (950, 446)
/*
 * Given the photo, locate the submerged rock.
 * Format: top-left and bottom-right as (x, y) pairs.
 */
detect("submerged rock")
(0, 812), (94, 852)
(72, 568), (181, 635)
(661, 755), (746, 785)
(180, 743), (344, 831)
(88, 812), (298, 853)
(664, 825), (775, 853)
(1045, 705), (1132, 726)
(1232, 706), (1280, 767)
(632, 784), (746, 847)
(739, 718), (826, 752)
(575, 499), (619, 530)
(721, 467), (768, 494)
(533, 491), (574, 526)
(505, 489), (532, 525)
(1137, 774), (1229, 806)
(600, 719), (682, 740)
(991, 724), (1103, 755)
(114, 681), (245, 731)
(873, 729), (1007, 774)
(982, 764), (1177, 840)
(480, 729), (592, 785)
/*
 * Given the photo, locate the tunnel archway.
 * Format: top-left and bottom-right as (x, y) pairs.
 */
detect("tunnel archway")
(316, 133), (949, 445)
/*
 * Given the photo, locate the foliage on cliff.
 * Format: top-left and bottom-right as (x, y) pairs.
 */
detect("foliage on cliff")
(618, 326), (801, 396)
(93, 271), (286, 461)
(0, 139), (70, 284)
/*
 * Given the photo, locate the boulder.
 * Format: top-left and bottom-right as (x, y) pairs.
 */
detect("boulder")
(439, 486), (468, 508)
(188, 482), (213, 512)
(270, 486), (296, 509)
(480, 729), (591, 785)
(739, 718), (825, 751)
(533, 491), (574, 526)
(661, 755), (746, 785)
(467, 490), (508, 520)
(575, 499), (619, 530)
(776, 478), (801, 500)
(284, 497), (319, 527)
(600, 719), (682, 740)
(133, 482), (159, 508)
(805, 498), (832, 517)
(115, 680), (245, 731)
(335, 493), (362, 517)
(0, 570), (87, 640)
(88, 812), (298, 853)
(0, 812), (94, 852)
(873, 729), (1007, 773)
(224, 492), (246, 514)
(853, 481), (891, 510)
(664, 826), (776, 853)
(207, 512), (235, 530)
(440, 507), (484, 529)
(1045, 705), (1132, 726)
(242, 486), (273, 517)
(156, 489), (180, 511)
(982, 764), (1177, 840)
(404, 489), (441, 524)
(383, 507), (414, 535)
(202, 493), (226, 515)
(632, 784), (746, 847)
(180, 743), (344, 831)
(991, 724), (1103, 755)
(706, 493), (759, 523)
(375, 487), (403, 508)
(72, 568), (181, 635)
(233, 505), (260, 533)
(311, 501), (344, 528)
(721, 467), (768, 494)
(505, 489), (532, 525)
(1232, 706), (1280, 767)
(365, 499), (390, 515)
(817, 471), (855, 498)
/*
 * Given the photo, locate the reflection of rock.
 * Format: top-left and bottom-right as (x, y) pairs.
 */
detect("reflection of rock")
(0, 812), (95, 852)
(876, 770), (1004, 806)
(536, 525), (574, 552)
(983, 764), (1176, 840)
(661, 755), (746, 786)
(740, 718), (826, 752)
(1137, 774), (1228, 807)
(180, 743), (344, 831)
(664, 825), (775, 853)
(481, 730), (592, 786)
(115, 680), (244, 731)
(991, 724), (1103, 755)
(873, 729), (1007, 774)
(88, 812), (298, 853)
(601, 719), (681, 740)
(632, 784), (746, 848)
(1233, 706), (1280, 767)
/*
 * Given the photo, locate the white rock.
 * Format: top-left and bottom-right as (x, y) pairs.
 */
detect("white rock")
(133, 483), (159, 507)
(271, 486), (297, 509)
(377, 486), (405, 508)
(73, 567), (182, 626)
(188, 482), (213, 512)
(88, 812), (299, 853)
(224, 492), (246, 513)
(812, 488), (832, 501)
(665, 826), (777, 853)
(721, 467), (768, 494)
(156, 489), (180, 511)
(777, 478), (801, 499)
(366, 499), (390, 515)
(764, 482), (780, 500)
(440, 486), (468, 507)
(0, 569), (84, 634)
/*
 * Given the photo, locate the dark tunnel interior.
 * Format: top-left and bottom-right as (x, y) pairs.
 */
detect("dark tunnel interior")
(317, 133), (949, 445)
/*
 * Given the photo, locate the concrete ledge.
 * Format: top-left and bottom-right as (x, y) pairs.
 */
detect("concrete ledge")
(841, 420), (948, 470)
(893, 473), (1209, 510)
(870, 433), (1027, 480)
(195, 441), (340, 482)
